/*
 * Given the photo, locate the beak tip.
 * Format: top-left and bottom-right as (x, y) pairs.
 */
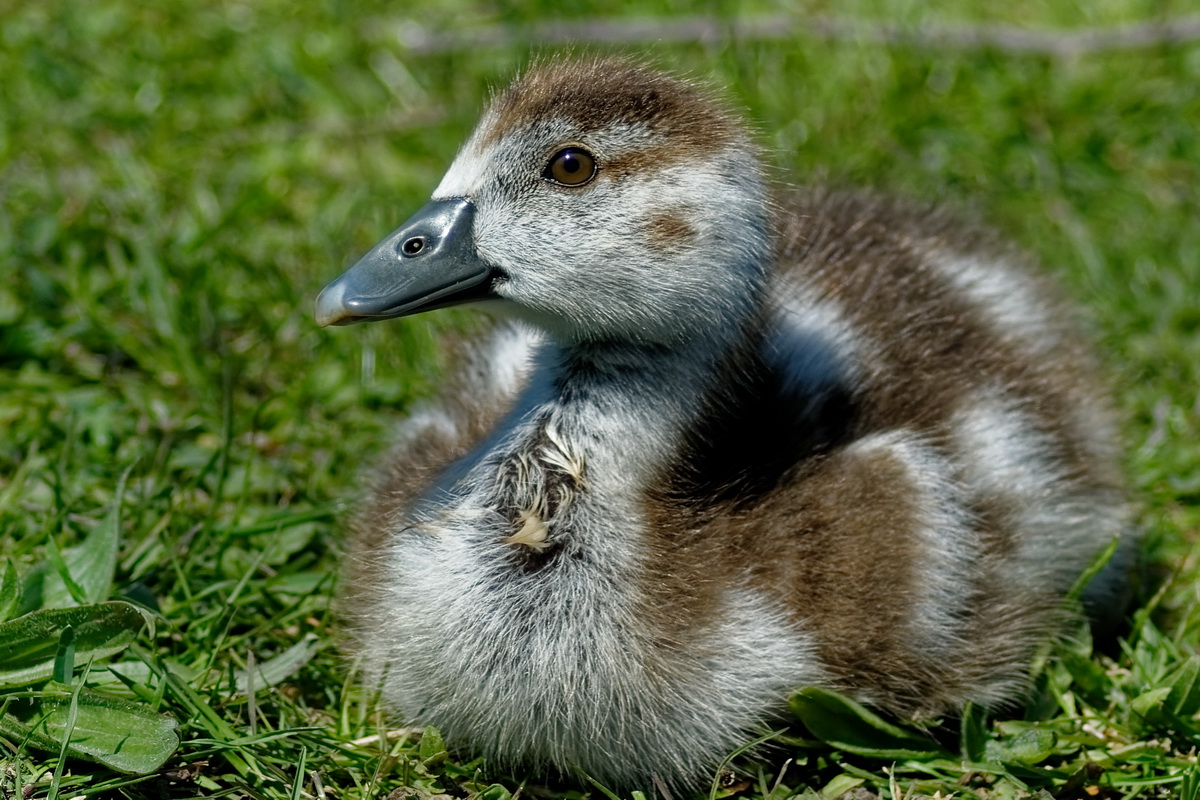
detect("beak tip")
(314, 281), (347, 328)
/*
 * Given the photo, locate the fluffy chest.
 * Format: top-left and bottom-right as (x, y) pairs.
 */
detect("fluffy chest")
(400, 404), (652, 585)
(364, 390), (820, 776)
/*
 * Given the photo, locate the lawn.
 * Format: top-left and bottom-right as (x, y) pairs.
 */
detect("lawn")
(1, 0), (1198, 798)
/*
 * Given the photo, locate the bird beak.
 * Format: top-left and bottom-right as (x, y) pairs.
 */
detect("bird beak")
(315, 197), (493, 327)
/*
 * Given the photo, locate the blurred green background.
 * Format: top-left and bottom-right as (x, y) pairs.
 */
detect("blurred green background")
(1, 0), (1198, 797)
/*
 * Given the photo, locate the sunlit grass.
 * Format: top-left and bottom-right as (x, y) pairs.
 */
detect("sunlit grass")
(1, 1), (1198, 797)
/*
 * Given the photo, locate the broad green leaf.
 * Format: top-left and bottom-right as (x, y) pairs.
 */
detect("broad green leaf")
(233, 633), (323, 694)
(43, 536), (88, 606)
(820, 774), (865, 798)
(1130, 658), (1200, 730)
(1131, 687), (1172, 717)
(48, 677), (82, 798)
(88, 661), (155, 694)
(475, 786), (512, 800)
(984, 727), (1058, 764)
(0, 684), (179, 774)
(0, 559), (19, 622)
(0, 602), (146, 688)
(1060, 648), (1110, 702)
(40, 468), (130, 608)
(790, 687), (944, 759)
(1166, 657), (1200, 718)
(419, 725), (447, 765)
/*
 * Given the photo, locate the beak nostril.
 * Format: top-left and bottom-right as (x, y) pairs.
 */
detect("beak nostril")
(401, 236), (426, 257)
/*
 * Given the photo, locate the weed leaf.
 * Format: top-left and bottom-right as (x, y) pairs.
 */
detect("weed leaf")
(0, 602), (146, 688)
(1131, 686), (1172, 717)
(419, 725), (447, 765)
(0, 683), (179, 774)
(789, 687), (945, 759)
(819, 774), (866, 798)
(1166, 656), (1200, 717)
(40, 467), (131, 609)
(983, 727), (1058, 764)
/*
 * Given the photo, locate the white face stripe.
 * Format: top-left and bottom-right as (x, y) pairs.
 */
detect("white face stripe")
(433, 114), (587, 200)
(434, 109), (769, 346)
(433, 136), (489, 199)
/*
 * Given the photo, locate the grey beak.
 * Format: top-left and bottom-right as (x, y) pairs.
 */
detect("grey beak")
(315, 197), (494, 327)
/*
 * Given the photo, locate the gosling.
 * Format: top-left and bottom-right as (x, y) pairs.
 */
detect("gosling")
(315, 57), (1132, 792)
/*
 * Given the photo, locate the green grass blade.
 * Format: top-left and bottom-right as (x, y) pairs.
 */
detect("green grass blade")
(233, 633), (323, 694)
(0, 559), (19, 622)
(52, 625), (76, 685)
(42, 535), (89, 607)
(152, 655), (251, 777)
(47, 674), (83, 800)
(290, 745), (308, 800)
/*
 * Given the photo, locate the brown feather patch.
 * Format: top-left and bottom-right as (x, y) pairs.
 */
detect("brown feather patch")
(644, 209), (696, 252)
(480, 57), (744, 159)
(637, 188), (1126, 716)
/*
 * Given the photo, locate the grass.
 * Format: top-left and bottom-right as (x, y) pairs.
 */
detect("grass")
(1, 0), (1198, 797)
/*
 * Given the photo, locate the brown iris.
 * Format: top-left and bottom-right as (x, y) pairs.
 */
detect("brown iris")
(544, 147), (597, 186)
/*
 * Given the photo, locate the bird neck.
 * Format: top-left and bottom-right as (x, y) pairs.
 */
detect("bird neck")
(533, 312), (767, 481)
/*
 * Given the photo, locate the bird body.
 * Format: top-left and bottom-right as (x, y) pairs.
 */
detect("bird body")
(316, 58), (1131, 791)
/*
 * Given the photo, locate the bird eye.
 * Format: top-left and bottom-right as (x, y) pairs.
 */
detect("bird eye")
(544, 147), (597, 187)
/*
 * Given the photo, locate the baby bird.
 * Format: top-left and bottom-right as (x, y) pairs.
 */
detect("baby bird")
(316, 57), (1132, 791)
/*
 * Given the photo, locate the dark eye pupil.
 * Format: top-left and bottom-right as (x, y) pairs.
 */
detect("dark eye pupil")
(546, 147), (596, 186)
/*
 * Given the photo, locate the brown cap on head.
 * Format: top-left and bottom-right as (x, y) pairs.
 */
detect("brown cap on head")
(481, 57), (747, 157)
